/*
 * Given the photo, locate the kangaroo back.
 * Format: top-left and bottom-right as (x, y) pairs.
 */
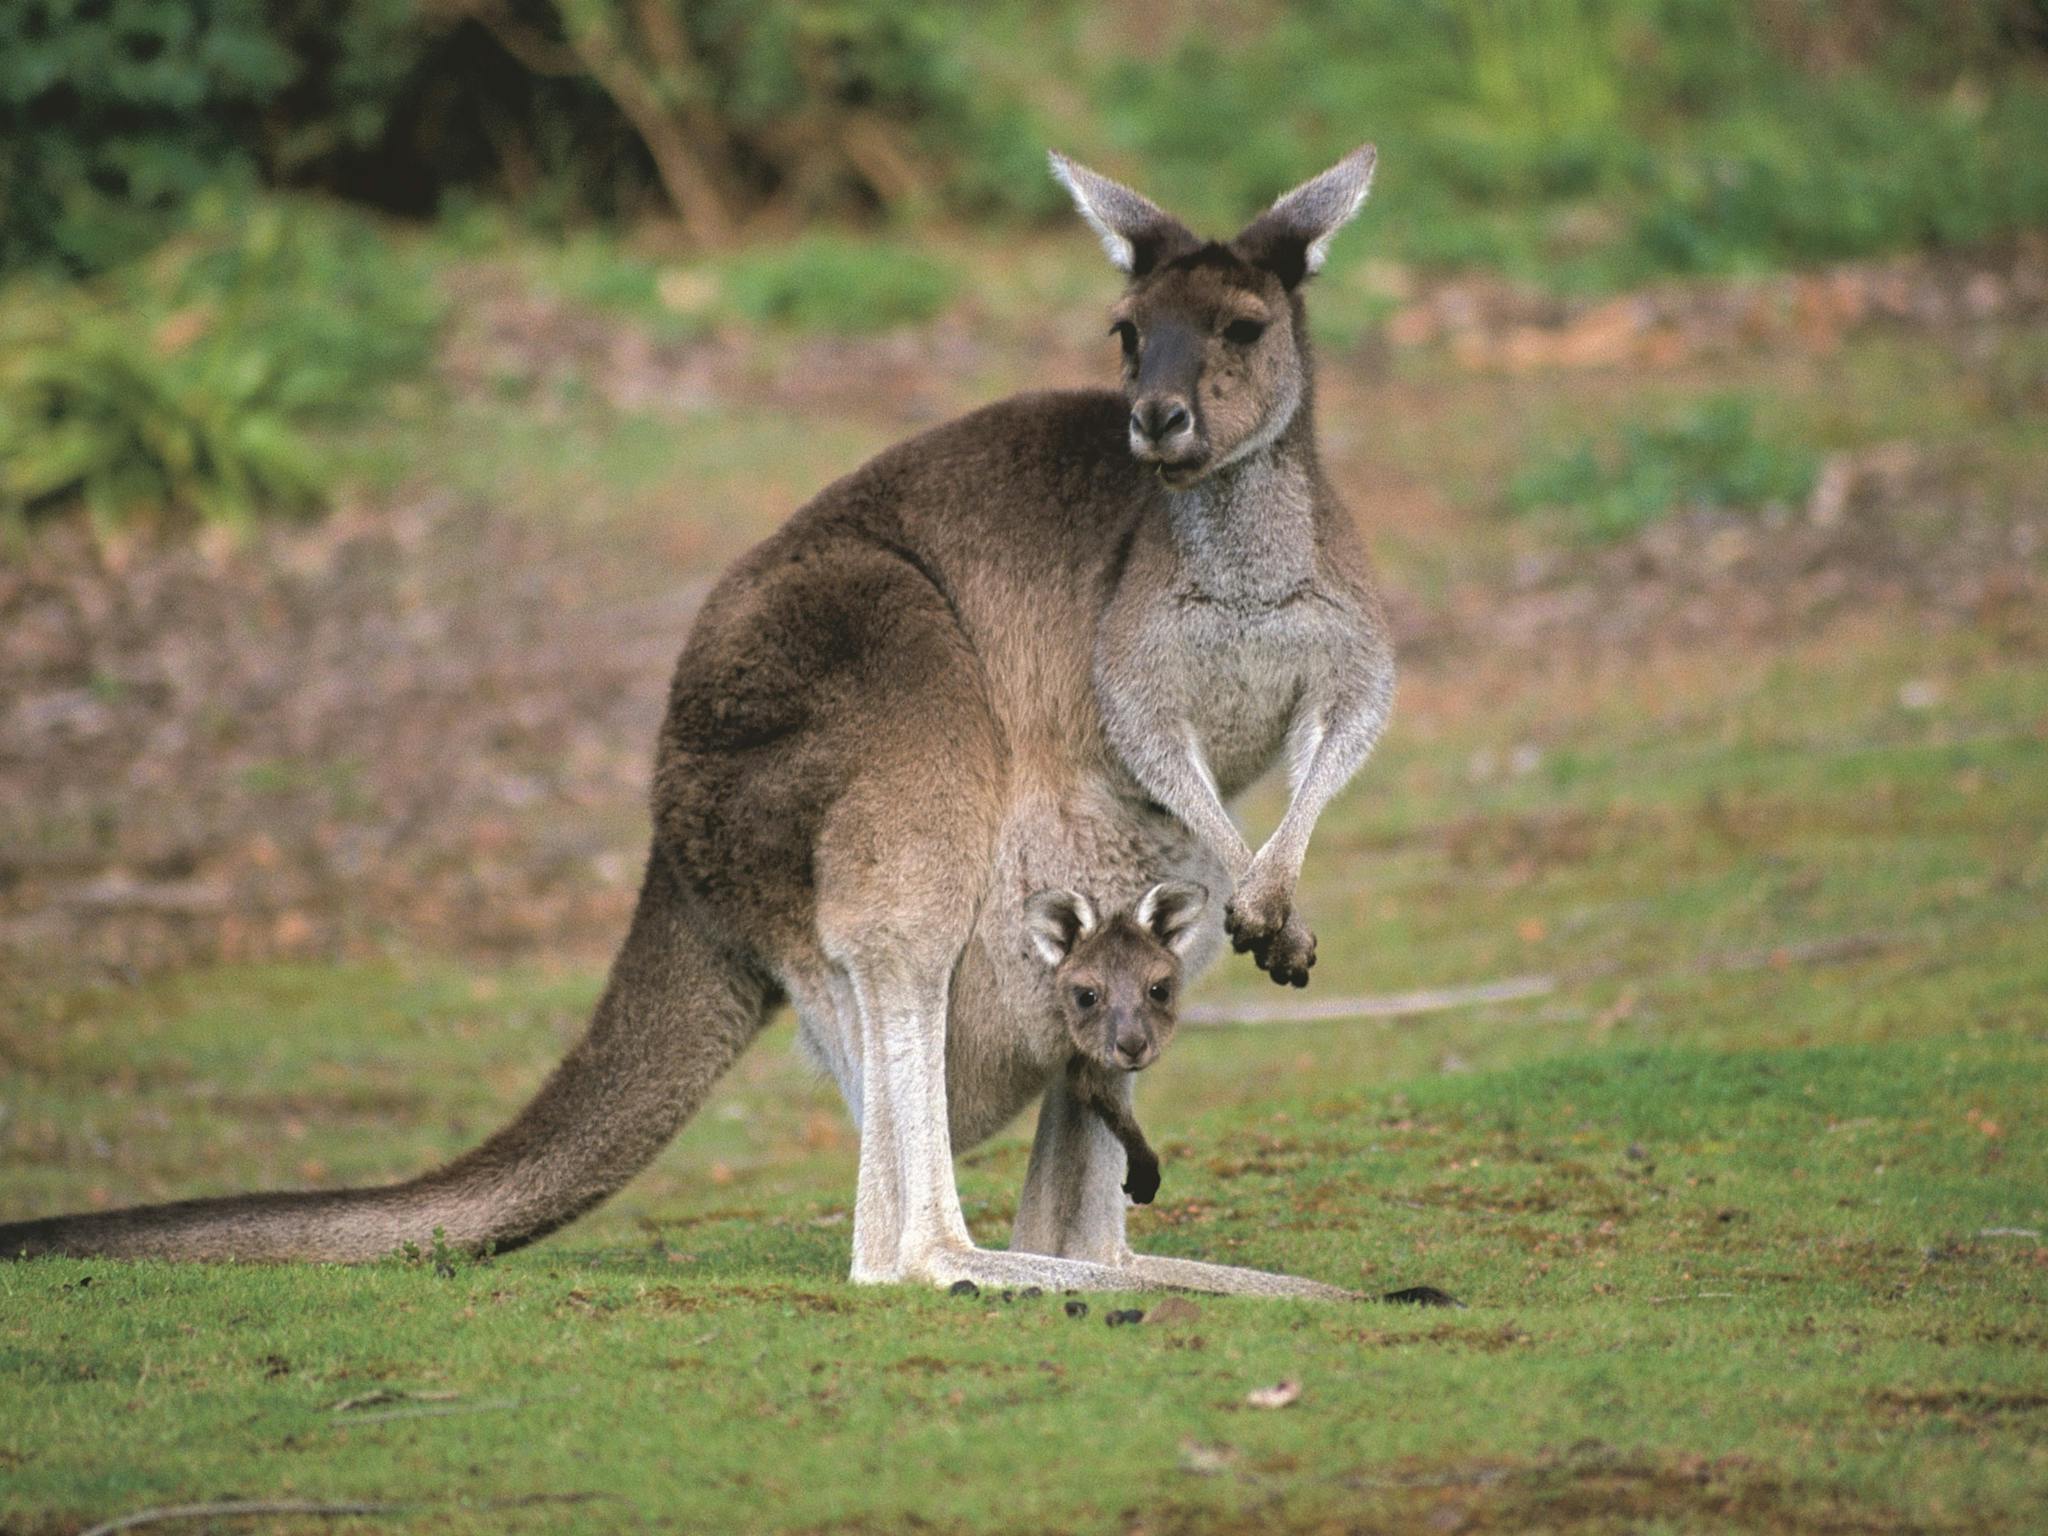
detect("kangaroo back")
(0, 855), (772, 1261)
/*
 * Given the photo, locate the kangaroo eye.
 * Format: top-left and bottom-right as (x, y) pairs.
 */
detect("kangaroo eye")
(1148, 980), (1172, 1004)
(1073, 987), (1099, 1010)
(1223, 318), (1265, 346)
(1110, 321), (1138, 358)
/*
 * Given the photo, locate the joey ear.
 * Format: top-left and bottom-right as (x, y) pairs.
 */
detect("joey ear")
(1232, 143), (1377, 289)
(1048, 151), (1198, 279)
(1023, 888), (1099, 967)
(1135, 881), (1208, 955)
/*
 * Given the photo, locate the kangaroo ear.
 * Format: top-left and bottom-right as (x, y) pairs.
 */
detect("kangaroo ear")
(1233, 144), (1377, 289)
(1135, 881), (1208, 955)
(1048, 151), (1198, 279)
(1023, 888), (1099, 967)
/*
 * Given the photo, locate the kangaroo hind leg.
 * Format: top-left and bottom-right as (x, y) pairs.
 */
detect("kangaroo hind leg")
(817, 790), (1141, 1293)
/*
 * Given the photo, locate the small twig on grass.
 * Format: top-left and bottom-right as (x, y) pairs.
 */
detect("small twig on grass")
(79, 1492), (608, 1536)
(79, 1500), (401, 1536)
(1694, 932), (1903, 974)
(1182, 974), (1555, 1028)
(327, 1389), (462, 1413)
(337, 1396), (521, 1424)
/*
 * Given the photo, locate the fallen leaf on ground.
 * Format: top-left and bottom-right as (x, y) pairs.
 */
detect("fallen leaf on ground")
(1179, 1439), (1238, 1474)
(1245, 1379), (1302, 1409)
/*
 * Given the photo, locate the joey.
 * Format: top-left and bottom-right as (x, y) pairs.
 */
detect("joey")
(1022, 881), (1205, 1204)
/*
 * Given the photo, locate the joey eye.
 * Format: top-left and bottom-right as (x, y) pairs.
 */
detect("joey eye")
(1110, 321), (1138, 358)
(1148, 980), (1172, 1004)
(1223, 318), (1266, 346)
(1073, 986), (1099, 1010)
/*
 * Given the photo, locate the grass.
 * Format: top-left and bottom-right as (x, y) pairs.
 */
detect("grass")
(717, 234), (961, 334)
(1506, 393), (1817, 541)
(4, 610), (2044, 1533)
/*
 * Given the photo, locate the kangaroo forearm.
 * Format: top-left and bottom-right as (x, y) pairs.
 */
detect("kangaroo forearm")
(1161, 786), (1254, 883)
(1256, 690), (1391, 885)
(1112, 728), (1253, 880)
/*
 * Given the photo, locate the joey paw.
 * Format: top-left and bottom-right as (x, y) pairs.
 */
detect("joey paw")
(1124, 1156), (1161, 1205)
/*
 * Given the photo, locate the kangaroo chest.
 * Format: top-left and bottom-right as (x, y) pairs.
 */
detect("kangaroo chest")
(1170, 593), (1333, 797)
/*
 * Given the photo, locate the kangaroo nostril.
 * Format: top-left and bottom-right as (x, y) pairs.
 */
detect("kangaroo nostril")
(1129, 409), (1148, 439)
(1159, 403), (1190, 437)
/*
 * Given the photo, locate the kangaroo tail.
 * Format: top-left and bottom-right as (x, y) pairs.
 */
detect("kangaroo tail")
(0, 855), (773, 1262)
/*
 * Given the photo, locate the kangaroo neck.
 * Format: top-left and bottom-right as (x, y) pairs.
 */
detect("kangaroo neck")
(1159, 410), (1319, 606)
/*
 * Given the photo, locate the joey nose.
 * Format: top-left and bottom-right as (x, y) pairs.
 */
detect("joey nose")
(1113, 1017), (1153, 1068)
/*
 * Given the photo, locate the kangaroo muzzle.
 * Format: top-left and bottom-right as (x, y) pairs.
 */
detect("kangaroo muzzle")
(1127, 322), (1207, 478)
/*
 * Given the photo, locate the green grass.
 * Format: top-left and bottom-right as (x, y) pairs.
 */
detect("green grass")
(4, 615), (2044, 1533)
(1506, 393), (1817, 541)
(717, 234), (961, 334)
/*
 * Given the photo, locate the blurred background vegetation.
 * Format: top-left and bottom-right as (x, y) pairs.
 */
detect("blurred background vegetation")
(1, 0), (2046, 527)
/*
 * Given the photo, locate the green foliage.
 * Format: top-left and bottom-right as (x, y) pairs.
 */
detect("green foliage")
(0, 0), (427, 275)
(0, 196), (441, 530)
(1070, 0), (2048, 289)
(7, 0), (2042, 286)
(1508, 394), (1818, 541)
(716, 233), (958, 332)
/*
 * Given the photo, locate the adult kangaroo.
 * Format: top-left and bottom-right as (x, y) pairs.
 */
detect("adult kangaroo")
(2, 148), (1394, 1298)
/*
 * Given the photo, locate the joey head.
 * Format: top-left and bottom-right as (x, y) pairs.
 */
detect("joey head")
(1023, 881), (1205, 1205)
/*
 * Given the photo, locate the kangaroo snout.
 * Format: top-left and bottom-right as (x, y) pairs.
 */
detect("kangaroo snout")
(1128, 395), (1205, 478)
(1111, 1014), (1157, 1070)
(1130, 403), (1204, 487)
(1130, 397), (1191, 445)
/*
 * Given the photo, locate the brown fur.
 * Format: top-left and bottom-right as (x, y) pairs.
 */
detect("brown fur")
(2, 150), (1388, 1301)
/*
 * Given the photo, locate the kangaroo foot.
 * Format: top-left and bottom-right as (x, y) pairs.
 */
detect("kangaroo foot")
(870, 1243), (1354, 1299)
(1117, 1251), (1357, 1300)
(886, 1244), (1142, 1294)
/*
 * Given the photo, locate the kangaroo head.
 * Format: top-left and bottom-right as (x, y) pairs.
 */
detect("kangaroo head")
(1049, 146), (1376, 488)
(1023, 882), (1207, 1071)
